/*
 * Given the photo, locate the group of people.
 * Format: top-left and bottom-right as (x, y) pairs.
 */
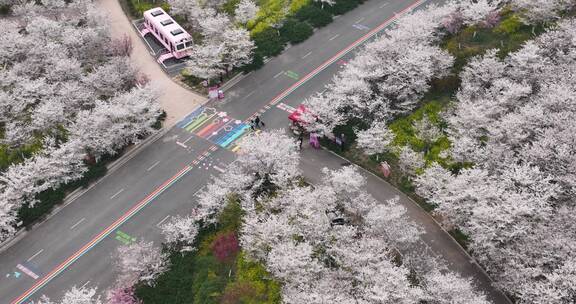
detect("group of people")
(295, 127), (346, 152)
(249, 115), (265, 130)
(250, 115), (347, 152)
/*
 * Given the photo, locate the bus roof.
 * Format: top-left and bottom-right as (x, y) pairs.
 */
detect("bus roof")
(143, 7), (192, 45)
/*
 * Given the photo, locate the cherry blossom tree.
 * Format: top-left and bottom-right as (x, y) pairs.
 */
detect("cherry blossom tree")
(177, 3), (255, 79)
(160, 215), (199, 250)
(233, 129), (300, 197)
(38, 286), (102, 304)
(0, 0), (160, 242)
(421, 270), (490, 304)
(114, 240), (168, 286)
(416, 18), (576, 303)
(240, 164), (487, 302)
(234, 0), (258, 24)
(304, 3), (455, 135)
(106, 286), (141, 304)
(355, 121), (395, 155)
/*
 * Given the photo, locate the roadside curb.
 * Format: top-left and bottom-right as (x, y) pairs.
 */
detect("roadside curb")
(320, 146), (513, 304)
(0, 128), (170, 254)
(220, 72), (250, 92)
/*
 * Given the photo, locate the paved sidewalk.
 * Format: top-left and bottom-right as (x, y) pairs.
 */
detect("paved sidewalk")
(299, 147), (511, 304)
(98, 0), (206, 127)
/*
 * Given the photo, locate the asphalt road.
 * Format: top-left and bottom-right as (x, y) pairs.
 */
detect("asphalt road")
(0, 0), (510, 303)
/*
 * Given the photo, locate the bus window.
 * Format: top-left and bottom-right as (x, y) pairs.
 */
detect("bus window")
(176, 44), (185, 50)
(185, 41), (193, 48)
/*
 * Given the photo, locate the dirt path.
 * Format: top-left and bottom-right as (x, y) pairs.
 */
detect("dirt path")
(98, 0), (206, 127)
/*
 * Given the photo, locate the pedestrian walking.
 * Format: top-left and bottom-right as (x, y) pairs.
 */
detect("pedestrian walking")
(249, 119), (256, 131)
(335, 135), (343, 151)
(298, 133), (304, 150)
(254, 115), (265, 128)
(310, 132), (320, 149)
(340, 133), (346, 151)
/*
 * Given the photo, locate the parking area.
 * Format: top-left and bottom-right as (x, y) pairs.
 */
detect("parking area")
(132, 19), (189, 76)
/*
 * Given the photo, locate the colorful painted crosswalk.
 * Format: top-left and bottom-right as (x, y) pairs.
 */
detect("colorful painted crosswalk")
(178, 106), (252, 150)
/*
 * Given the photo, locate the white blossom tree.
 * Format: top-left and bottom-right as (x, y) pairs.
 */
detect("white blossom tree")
(240, 164), (487, 302)
(160, 215), (199, 250)
(304, 3), (455, 135)
(38, 286), (102, 304)
(355, 121), (395, 155)
(114, 240), (168, 286)
(0, 0), (160, 242)
(180, 3), (255, 79)
(416, 18), (576, 303)
(234, 129), (300, 197)
(234, 0), (258, 24)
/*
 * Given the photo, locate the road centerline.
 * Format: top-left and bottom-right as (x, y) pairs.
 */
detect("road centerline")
(69, 218), (86, 230)
(26, 249), (44, 262)
(156, 215), (171, 227)
(110, 188), (125, 200)
(146, 160), (160, 171)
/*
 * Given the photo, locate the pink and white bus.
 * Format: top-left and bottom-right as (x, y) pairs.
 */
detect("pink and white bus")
(141, 7), (193, 63)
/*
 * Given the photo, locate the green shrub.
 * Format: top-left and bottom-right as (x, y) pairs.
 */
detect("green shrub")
(233, 252), (282, 303)
(243, 52), (265, 72)
(252, 27), (286, 57)
(0, 139), (44, 171)
(279, 19), (313, 44)
(0, 4), (11, 15)
(17, 188), (66, 228)
(223, 0), (241, 16)
(294, 4), (333, 27)
(324, 0), (358, 15)
(192, 255), (229, 304)
(218, 198), (244, 232)
(152, 111), (167, 130)
(136, 250), (197, 303)
(495, 14), (522, 34)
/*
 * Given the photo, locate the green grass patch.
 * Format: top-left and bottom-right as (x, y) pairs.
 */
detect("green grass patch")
(119, 0), (170, 18)
(442, 9), (549, 71)
(136, 198), (281, 304)
(0, 138), (44, 171)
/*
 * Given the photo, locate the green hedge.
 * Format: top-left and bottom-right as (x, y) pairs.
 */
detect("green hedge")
(324, 0), (359, 16)
(244, 0), (361, 72)
(252, 27), (287, 58)
(279, 19), (314, 44)
(294, 4), (333, 28)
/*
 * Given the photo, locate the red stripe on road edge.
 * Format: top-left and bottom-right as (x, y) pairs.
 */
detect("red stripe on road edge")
(11, 165), (194, 304)
(250, 0), (426, 120)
